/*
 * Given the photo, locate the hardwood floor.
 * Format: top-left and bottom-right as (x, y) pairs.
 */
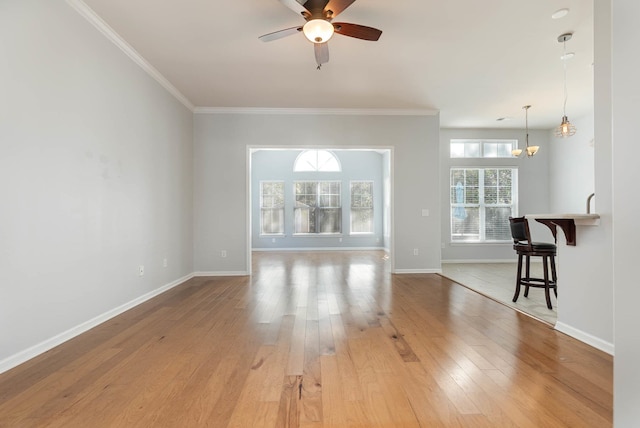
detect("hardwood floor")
(0, 251), (612, 427)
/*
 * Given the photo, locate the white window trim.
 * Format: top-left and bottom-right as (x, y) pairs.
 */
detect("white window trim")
(259, 180), (285, 236)
(293, 149), (342, 172)
(450, 167), (518, 243)
(450, 139), (518, 159)
(293, 180), (342, 235)
(350, 180), (374, 235)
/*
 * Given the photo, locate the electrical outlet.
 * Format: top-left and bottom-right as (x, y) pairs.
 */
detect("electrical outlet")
(163, 258), (168, 268)
(422, 209), (430, 217)
(221, 250), (227, 258)
(139, 265), (144, 276)
(413, 248), (419, 256)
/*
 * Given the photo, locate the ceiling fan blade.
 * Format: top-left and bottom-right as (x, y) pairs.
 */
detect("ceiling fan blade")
(333, 22), (382, 41)
(314, 42), (329, 67)
(278, 0), (311, 17)
(323, 0), (356, 19)
(259, 26), (303, 42)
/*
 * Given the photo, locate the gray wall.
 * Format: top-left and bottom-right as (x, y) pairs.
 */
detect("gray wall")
(606, 0), (639, 422)
(251, 149), (384, 250)
(545, 107), (612, 353)
(548, 113), (595, 213)
(0, 0), (194, 368)
(194, 113), (441, 273)
(528, 0), (614, 356)
(439, 128), (552, 262)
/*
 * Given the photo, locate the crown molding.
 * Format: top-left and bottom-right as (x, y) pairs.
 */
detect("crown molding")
(194, 107), (439, 116)
(66, 0), (194, 112)
(65, 1), (438, 118)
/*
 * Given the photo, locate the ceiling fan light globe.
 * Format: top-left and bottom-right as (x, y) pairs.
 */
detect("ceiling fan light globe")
(303, 19), (334, 43)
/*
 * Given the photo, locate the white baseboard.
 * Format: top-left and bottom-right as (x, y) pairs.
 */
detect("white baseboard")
(193, 271), (249, 277)
(393, 269), (442, 274)
(441, 259), (518, 264)
(252, 247), (385, 252)
(0, 273), (194, 375)
(555, 321), (614, 355)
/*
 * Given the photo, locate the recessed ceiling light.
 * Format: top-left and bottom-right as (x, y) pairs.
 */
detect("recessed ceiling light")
(552, 8), (570, 19)
(561, 52), (575, 60)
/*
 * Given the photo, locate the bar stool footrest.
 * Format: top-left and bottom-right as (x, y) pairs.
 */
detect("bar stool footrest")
(519, 277), (557, 288)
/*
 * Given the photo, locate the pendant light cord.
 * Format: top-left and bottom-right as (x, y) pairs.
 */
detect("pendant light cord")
(555, 32), (575, 137)
(562, 39), (568, 117)
(525, 106), (529, 148)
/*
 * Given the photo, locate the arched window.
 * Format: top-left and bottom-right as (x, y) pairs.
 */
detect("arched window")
(293, 149), (341, 172)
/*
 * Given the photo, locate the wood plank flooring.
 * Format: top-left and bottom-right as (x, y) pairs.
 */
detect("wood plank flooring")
(0, 251), (612, 427)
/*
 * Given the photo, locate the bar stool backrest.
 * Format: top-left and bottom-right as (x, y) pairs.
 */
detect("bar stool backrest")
(509, 216), (533, 251)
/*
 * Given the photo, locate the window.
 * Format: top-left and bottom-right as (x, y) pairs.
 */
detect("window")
(260, 181), (284, 235)
(450, 139), (517, 158)
(450, 168), (517, 242)
(293, 150), (341, 172)
(294, 181), (341, 234)
(350, 181), (373, 234)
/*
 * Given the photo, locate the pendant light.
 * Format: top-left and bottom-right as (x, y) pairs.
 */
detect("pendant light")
(512, 105), (539, 157)
(555, 32), (577, 137)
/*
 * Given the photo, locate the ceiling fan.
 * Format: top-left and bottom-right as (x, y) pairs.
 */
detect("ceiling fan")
(259, 0), (382, 69)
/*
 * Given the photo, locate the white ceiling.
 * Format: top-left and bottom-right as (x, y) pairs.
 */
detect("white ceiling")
(80, 0), (594, 129)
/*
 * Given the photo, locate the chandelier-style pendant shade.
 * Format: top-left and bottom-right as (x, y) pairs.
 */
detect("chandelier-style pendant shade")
(556, 33), (576, 138)
(526, 145), (540, 156)
(513, 105), (538, 158)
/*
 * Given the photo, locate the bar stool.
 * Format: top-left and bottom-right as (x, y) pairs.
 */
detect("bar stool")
(509, 216), (558, 309)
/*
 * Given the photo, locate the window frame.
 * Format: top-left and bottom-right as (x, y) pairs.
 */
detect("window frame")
(293, 180), (342, 235)
(293, 149), (342, 172)
(259, 180), (285, 236)
(450, 167), (518, 243)
(350, 180), (374, 235)
(450, 139), (518, 159)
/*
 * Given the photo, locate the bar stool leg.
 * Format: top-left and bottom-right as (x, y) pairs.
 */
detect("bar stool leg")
(543, 255), (552, 309)
(550, 255), (558, 297)
(524, 255), (531, 297)
(513, 253), (523, 303)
